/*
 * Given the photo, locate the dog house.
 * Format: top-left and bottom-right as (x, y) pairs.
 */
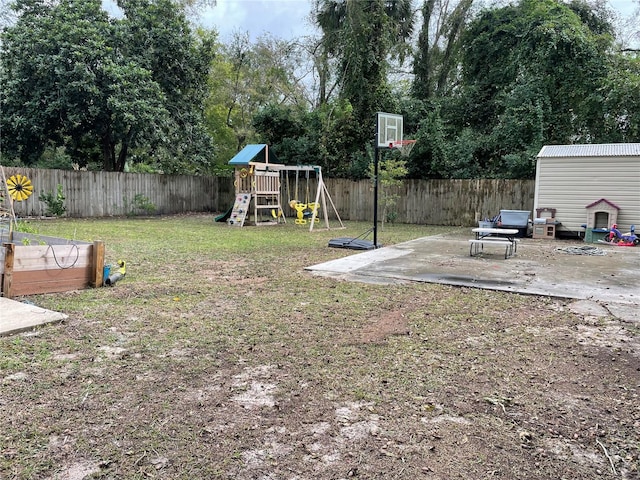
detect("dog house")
(583, 198), (620, 242)
(585, 198), (619, 229)
(534, 144), (640, 238)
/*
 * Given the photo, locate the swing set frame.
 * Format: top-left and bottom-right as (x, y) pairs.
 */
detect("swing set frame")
(278, 165), (344, 231)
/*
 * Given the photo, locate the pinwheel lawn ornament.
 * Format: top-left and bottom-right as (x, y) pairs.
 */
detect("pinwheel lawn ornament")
(6, 174), (34, 201)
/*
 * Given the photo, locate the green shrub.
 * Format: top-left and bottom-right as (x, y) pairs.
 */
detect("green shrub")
(39, 184), (66, 217)
(125, 194), (156, 216)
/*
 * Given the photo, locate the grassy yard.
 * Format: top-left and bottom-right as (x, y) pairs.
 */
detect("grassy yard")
(1, 215), (638, 479)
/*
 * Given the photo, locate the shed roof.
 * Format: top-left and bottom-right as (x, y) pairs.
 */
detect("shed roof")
(537, 143), (640, 158)
(228, 144), (279, 165)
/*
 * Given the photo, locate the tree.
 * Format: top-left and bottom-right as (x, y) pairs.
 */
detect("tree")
(314, 0), (415, 156)
(305, 35), (340, 107)
(407, 102), (448, 178)
(1, 0), (214, 172)
(612, 0), (639, 50)
(205, 32), (311, 169)
(600, 54), (640, 142)
(441, 0), (618, 178)
(252, 103), (307, 163)
(303, 99), (364, 178)
(412, 0), (474, 100)
(368, 153), (408, 229)
(114, 0), (215, 173)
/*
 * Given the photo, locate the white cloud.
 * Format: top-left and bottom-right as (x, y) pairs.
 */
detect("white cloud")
(199, 0), (315, 41)
(608, 0), (637, 17)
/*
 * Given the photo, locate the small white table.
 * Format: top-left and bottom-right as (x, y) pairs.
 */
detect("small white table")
(469, 228), (520, 259)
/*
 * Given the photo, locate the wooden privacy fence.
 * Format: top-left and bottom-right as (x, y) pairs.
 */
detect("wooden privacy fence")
(3, 167), (534, 226)
(4, 167), (234, 218)
(328, 178), (535, 225)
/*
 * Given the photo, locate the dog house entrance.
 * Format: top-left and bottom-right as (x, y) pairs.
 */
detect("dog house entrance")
(594, 211), (610, 229)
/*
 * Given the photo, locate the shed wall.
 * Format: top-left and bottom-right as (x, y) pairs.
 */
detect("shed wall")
(534, 156), (640, 232)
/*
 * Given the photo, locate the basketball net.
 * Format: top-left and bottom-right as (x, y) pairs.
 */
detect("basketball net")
(389, 140), (416, 157)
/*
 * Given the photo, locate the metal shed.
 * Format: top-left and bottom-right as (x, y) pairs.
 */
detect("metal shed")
(534, 143), (640, 236)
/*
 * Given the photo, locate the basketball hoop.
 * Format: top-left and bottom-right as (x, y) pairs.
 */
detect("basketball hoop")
(389, 139), (416, 157)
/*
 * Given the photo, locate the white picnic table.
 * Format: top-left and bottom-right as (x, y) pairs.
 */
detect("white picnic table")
(469, 227), (520, 259)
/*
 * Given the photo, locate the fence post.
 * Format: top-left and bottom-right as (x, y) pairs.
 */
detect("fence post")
(2, 243), (15, 299)
(91, 240), (105, 288)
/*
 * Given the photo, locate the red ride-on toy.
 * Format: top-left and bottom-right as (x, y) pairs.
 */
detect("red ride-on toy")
(605, 224), (639, 246)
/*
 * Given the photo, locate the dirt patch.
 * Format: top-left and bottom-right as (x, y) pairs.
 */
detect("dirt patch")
(357, 309), (410, 343)
(44, 461), (100, 480)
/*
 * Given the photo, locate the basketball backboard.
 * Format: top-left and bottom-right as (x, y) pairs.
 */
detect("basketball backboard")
(376, 112), (403, 148)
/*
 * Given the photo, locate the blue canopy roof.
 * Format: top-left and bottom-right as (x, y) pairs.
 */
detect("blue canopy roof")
(228, 144), (278, 165)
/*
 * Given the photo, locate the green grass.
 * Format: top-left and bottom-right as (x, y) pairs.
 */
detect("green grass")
(1, 215), (637, 479)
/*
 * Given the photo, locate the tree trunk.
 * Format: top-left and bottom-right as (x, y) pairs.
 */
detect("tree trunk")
(116, 143), (128, 173)
(412, 0), (436, 99)
(436, 0), (473, 95)
(101, 135), (116, 172)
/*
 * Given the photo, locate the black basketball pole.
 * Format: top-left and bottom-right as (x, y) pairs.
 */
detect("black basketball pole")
(373, 131), (380, 249)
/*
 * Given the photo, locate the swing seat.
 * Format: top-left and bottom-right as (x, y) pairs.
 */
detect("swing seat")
(306, 202), (320, 223)
(294, 203), (308, 225)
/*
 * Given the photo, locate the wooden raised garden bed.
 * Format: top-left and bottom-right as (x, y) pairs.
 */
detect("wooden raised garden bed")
(1, 233), (104, 298)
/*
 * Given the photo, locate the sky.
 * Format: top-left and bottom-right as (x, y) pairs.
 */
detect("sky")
(100, 0), (637, 44)
(199, 0), (638, 42)
(199, 0), (315, 41)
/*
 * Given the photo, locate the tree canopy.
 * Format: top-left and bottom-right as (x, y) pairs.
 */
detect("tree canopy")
(314, 0), (414, 157)
(403, 0), (635, 179)
(1, 0), (214, 172)
(1, 0), (638, 179)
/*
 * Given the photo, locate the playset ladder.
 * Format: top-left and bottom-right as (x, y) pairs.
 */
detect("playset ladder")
(228, 167), (283, 227)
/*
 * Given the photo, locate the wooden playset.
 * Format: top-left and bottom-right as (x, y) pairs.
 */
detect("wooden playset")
(226, 144), (343, 230)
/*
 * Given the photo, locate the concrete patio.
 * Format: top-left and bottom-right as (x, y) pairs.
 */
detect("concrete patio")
(308, 233), (639, 323)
